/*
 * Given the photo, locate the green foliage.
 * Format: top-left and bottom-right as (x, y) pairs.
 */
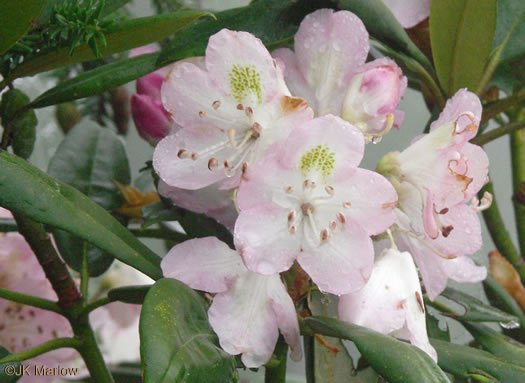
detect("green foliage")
(0, 0), (45, 55)
(0, 347), (21, 383)
(108, 285), (152, 304)
(140, 279), (239, 383)
(302, 317), (450, 383)
(47, 121), (131, 276)
(0, 150), (162, 280)
(430, 0), (496, 95)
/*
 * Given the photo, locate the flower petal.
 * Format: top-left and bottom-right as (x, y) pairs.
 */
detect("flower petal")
(382, 0), (429, 28)
(234, 204), (300, 275)
(462, 143), (489, 200)
(430, 88), (482, 132)
(298, 218), (373, 295)
(161, 237), (245, 293)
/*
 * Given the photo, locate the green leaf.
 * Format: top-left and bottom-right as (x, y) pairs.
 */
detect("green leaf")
(307, 292), (355, 383)
(336, 0), (431, 70)
(431, 338), (525, 382)
(426, 314), (451, 342)
(31, 52), (158, 108)
(0, 89), (37, 160)
(158, 0), (332, 66)
(140, 278), (238, 383)
(0, 0), (45, 55)
(0, 150), (162, 280)
(493, 0), (525, 63)
(302, 316), (450, 383)
(142, 202), (233, 248)
(108, 284), (152, 304)
(9, 10), (211, 80)
(0, 347), (21, 383)
(440, 287), (519, 323)
(430, 0), (497, 95)
(462, 322), (525, 368)
(101, 0), (132, 18)
(48, 121), (131, 276)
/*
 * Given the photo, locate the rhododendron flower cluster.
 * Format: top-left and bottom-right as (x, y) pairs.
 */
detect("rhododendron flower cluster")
(144, 8), (489, 368)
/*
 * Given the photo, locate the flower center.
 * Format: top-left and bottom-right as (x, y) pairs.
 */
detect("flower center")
(229, 65), (263, 105)
(300, 144), (335, 178)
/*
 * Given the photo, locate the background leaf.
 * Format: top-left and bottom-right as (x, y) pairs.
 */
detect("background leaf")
(140, 278), (238, 383)
(0, 347), (21, 383)
(493, 0), (525, 63)
(0, 0), (45, 55)
(9, 10), (210, 81)
(48, 121), (130, 276)
(0, 151), (162, 279)
(108, 285), (152, 304)
(302, 317), (450, 383)
(430, 0), (496, 95)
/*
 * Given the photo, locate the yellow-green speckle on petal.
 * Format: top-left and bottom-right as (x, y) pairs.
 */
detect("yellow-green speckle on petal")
(300, 145), (336, 178)
(229, 64), (262, 104)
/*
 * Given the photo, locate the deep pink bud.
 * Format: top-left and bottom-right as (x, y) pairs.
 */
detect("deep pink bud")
(131, 94), (174, 146)
(136, 72), (164, 99)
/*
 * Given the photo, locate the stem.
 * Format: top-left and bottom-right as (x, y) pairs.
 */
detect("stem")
(471, 120), (525, 146)
(81, 296), (112, 316)
(303, 335), (315, 383)
(511, 127), (525, 255)
(71, 315), (115, 383)
(130, 228), (187, 241)
(264, 336), (288, 383)
(81, 247), (90, 300)
(480, 182), (522, 267)
(481, 88), (525, 125)
(13, 213), (83, 308)
(0, 287), (61, 313)
(0, 338), (81, 363)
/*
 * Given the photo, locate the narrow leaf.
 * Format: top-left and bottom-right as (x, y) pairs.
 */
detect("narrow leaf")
(0, 0), (45, 55)
(430, 0), (497, 94)
(0, 151), (162, 280)
(140, 278), (238, 383)
(302, 316), (450, 383)
(108, 285), (152, 304)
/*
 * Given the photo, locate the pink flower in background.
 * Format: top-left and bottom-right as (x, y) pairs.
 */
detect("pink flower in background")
(235, 115), (397, 295)
(382, 0), (430, 29)
(161, 237), (302, 367)
(339, 247), (437, 361)
(377, 89), (490, 299)
(130, 46), (178, 146)
(153, 29), (313, 191)
(273, 9), (406, 137)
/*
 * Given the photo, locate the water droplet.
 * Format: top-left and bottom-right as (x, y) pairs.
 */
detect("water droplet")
(371, 136), (382, 144)
(500, 320), (520, 329)
(225, 168), (236, 178)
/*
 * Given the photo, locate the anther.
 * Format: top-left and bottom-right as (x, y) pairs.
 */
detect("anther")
(241, 162), (249, 174)
(320, 228), (331, 243)
(208, 158), (218, 170)
(224, 159), (232, 169)
(212, 100), (221, 110)
(439, 208), (449, 215)
(288, 210), (296, 223)
(285, 186), (294, 193)
(343, 201), (351, 208)
(441, 225), (454, 237)
(177, 149), (189, 159)
(245, 106), (253, 117)
(325, 185), (334, 195)
(252, 122), (262, 137)
(337, 212), (346, 224)
(198, 110), (206, 118)
(191, 152), (199, 160)
(237, 103), (244, 110)
(289, 225), (297, 234)
(329, 220), (337, 230)
(415, 292), (425, 313)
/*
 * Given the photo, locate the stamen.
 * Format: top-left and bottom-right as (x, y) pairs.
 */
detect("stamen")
(252, 122), (262, 137)
(325, 185), (334, 195)
(288, 210), (296, 223)
(285, 186), (294, 193)
(177, 149), (189, 159)
(241, 162), (249, 174)
(228, 128), (236, 147)
(343, 201), (351, 208)
(439, 208), (449, 215)
(415, 291), (425, 313)
(224, 159), (232, 169)
(245, 106), (253, 117)
(289, 225), (297, 234)
(208, 158), (218, 170)
(320, 228), (331, 243)
(237, 103), (244, 110)
(212, 100), (221, 110)
(198, 111), (206, 118)
(336, 212), (346, 224)
(329, 220), (337, 231)
(191, 152), (199, 160)
(441, 225), (454, 237)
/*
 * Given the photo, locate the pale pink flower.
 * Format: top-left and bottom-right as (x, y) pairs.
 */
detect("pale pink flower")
(153, 29), (313, 191)
(161, 237), (302, 367)
(235, 115), (397, 295)
(273, 9), (406, 137)
(382, 0), (430, 29)
(339, 247), (437, 361)
(376, 89), (489, 299)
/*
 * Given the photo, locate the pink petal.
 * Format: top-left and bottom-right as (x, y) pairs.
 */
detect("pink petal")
(298, 218), (374, 295)
(208, 273), (282, 367)
(234, 204), (300, 275)
(131, 94), (174, 146)
(136, 72), (164, 99)
(462, 143), (489, 200)
(153, 126), (237, 190)
(430, 89), (482, 132)
(382, 0), (430, 28)
(440, 255), (487, 284)
(161, 237), (246, 293)
(294, 9), (369, 115)
(269, 287), (302, 362)
(205, 29), (281, 104)
(333, 167), (397, 235)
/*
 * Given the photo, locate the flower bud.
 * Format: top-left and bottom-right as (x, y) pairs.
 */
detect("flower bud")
(342, 59), (405, 136)
(136, 71), (164, 99)
(131, 94), (173, 146)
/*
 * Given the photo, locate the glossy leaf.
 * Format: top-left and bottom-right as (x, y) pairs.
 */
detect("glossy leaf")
(426, 314), (451, 342)
(302, 316), (450, 383)
(0, 0), (45, 55)
(430, 0), (496, 95)
(158, 0), (333, 66)
(101, 0), (132, 17)
(440, 287), (519, 323)
(140, 278), (238, 383)
(431, 338), (525, 382)
(108, 285), (152, 304)
(31, 53), (158, 108)
(0, 151), (162, 280)
(0, 89), (37, 160)
(0, 347), (21, 383)
(48, 121), (131, 276)
(337, 0), (431, 69)
(462, 322), (525, 367)
(493, 0), (525, 63)
(9, 10), (210, 80)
